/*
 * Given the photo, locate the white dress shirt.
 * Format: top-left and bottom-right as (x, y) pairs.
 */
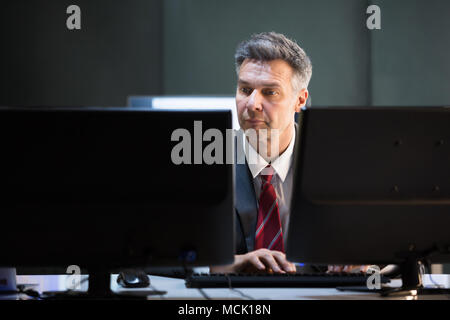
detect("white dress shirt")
(243, 127), (296, 247)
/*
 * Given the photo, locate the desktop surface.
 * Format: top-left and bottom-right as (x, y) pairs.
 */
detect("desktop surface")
(3, 273), (449, 300)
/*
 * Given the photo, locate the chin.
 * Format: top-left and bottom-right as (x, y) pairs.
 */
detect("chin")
(243, 122), (268, 130)
(245, 127), (267, 134)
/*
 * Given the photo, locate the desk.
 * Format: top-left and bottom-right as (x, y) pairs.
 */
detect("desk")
(0, 274), (447, 300)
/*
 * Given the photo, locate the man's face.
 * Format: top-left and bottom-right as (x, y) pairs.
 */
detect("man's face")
(236, 59), (307, 136)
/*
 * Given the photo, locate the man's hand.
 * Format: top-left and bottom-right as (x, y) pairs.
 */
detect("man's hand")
(327, 265), (371, 273)
(210, 249), (296, 274)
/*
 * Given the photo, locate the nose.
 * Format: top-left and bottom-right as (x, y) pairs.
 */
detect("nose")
(246, 90), (263, 113)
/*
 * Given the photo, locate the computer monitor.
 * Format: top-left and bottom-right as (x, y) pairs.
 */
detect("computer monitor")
(126, 95), (240, 130)
(287, 106), (450, 292)
(0, 107), (234, 297)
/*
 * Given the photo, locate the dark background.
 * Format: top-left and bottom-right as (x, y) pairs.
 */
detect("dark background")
(1, 0), (449, 272)
(0, 0), (163, 107)
(1, 0), (449, 107)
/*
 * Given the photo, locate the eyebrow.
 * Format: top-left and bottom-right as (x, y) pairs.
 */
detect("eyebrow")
(238, 79), (282, 88)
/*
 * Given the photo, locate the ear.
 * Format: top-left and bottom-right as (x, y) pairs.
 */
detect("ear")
(295, 89), (308, 113)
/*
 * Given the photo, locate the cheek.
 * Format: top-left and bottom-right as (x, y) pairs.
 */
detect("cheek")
(279, 108), (292, 127)
(236, 100), (246, 117)
(266, 103), (290, 128)
(263, 104), (277, 124)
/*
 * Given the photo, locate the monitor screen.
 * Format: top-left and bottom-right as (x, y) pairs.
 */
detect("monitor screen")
(0, 107), (234, 271)
(287, 106), (450, 266)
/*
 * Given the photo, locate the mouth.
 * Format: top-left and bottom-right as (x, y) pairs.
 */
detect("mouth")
(245, 119), (265, 124)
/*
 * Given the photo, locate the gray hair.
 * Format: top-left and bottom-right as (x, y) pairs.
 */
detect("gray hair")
(234, 32), (312, 92)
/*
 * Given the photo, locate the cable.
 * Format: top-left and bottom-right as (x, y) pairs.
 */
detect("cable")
(149, 284), (167, 299)
(423, 260), (444, 289)
(225, 275), (254, 300)
(197, 287), (212, 300)
(16, 285), (41, 299)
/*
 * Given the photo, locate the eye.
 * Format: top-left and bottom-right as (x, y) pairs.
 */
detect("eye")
(263, 89), (278, 96)
(240, 87), (253, 95)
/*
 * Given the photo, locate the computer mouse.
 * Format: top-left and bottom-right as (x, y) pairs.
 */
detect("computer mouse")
(117, 269), (150, 288)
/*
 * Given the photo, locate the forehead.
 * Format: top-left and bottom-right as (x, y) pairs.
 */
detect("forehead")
(238, 59), (294, 87)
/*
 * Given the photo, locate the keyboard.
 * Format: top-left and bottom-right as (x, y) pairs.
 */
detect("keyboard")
(185, 273), (390, 288)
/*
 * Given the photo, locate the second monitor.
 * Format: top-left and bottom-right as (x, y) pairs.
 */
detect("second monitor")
(287, 106), (450, 291)
(0, 107), (234, 295)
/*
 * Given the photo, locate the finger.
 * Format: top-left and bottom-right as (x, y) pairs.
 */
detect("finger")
(360, 265), (370, 273)
(248, 254), (267, 271)
(285, 261), (297, 273)
(347, 265), (362, 273)
(342, 265), (365, 273)
(335, 265), (345, 273)
(342, 265), (353, 273)
(272, 251), (296, 273)
(328, 265), (341, 273)
(258, 252), (285, 273)
(234, 253), (265, 273)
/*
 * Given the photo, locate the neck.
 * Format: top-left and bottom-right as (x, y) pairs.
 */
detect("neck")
(248, 123), (294, 162)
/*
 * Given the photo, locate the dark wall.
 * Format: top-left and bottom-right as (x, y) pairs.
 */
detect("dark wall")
(1, 1), (450, 107)
(163, 0), (450, 107)
(371, 0), (450, 106)
(163, 0), (371, 106)
(0, 0), (163, 107)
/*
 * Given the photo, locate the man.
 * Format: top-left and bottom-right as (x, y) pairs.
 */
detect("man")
(211, 32), (310, 274)
(211, 32), (380, 275)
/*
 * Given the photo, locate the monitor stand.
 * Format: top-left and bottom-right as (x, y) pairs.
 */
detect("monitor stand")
(379, 255), (450, 298)
(42, 268), (165, 300)
(338, 251), (450, 298)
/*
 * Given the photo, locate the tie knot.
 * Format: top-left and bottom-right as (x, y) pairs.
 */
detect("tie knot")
(260, 165), (274, 183)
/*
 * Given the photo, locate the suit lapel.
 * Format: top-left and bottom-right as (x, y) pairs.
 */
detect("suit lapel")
(235, 147), (258, 252)
(234, 122), (299, 253)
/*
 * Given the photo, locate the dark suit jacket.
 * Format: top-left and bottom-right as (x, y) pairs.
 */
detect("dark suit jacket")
(233, 124), (327, 273)
(234, 124), (300, 254)
(234, 154), (258, 254)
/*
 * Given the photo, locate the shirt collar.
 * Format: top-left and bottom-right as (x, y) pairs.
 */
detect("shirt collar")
(244, 127), (296, 182)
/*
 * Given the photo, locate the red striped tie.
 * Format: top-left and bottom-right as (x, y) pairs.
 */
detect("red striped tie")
(254, 165), (284, 252)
